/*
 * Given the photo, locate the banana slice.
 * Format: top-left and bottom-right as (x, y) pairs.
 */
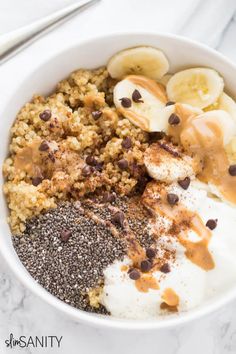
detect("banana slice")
(181, 110), (236, 148)
(113, 75), (167, 131)
(180, 110), (236, 206)
(205, 92), (236, 123)
(107, 46), (169, 80)
(114, 76), (203, 132)
(144, 141), (197, 183)
(166, 68), (224, 109)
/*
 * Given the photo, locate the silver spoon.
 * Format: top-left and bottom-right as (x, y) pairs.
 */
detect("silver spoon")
(0, 0), (100, 65)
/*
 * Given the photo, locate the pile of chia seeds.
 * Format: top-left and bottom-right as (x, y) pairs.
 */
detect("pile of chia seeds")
(13, 202), (126, 313)
(13, 196), (156, 314)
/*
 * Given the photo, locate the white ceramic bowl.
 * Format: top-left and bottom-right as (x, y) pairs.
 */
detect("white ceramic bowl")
(1, 32), (236, 331)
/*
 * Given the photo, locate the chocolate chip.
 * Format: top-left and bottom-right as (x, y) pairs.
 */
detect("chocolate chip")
(111, 211), (125, 227)
(86, 155), (97, 166)
(132, 89), (143, 103)
(129, 269), (141, 280)
(178, 177), (191, 190)
(149, 131), (165, 142)
(206, 219), (218, 230)
(32, 176), (43, 186)
(117, 159), (128, 170)
(119, 97), (132, 108)
(92, 110), (102, 120)
(48, 152), (55, 163)
(228, 164), (236, 176)
(140, 259), (152, 272)
(166, 101), (175, 106)
(82, 165), (94, 177)
(60, 229), (72, 242)
(167, 193), (179, 205)
(39, 109), (51, 121)
(94, 162), (103, 172)
(168, 113), (180, 125)
(122, 137), (132, 149)
(102, 191), (116, 203)
(39, 141), (49, 151)
(160, 263), (171, 273)
(146, 248), (156, 259)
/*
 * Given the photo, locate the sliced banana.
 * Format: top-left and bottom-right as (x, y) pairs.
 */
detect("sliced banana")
(205, 92), (236, 123)
(144, 141), (197, 183)
(107, 46), (169, 80)
(113, 75), (167, 131)
(166, 68), (224, 109)
(114, 76), (203, 133)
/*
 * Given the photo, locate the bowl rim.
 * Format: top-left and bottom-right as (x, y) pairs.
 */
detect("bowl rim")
(1, 30), (236, 331)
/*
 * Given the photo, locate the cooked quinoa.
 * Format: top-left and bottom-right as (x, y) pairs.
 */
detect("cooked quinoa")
(3, 67), (150, 233)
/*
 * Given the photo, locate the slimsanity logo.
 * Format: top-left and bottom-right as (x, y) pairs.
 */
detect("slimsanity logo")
(5, 333), (63, 349)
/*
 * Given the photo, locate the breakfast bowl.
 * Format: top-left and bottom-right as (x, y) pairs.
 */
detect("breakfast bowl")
(1, 32), (236, 330)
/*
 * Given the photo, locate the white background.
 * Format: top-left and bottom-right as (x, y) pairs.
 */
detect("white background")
(1, 1), (236, 353)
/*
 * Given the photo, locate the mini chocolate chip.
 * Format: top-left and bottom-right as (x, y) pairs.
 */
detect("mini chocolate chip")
(168, 113), (180, 125)
(39, 109), (51, 121)
(160, 263), (171, 273)
(32, 176), (43, 186)
(48, 152), (55, 163)
(228, 164), (236, 176)
(149, 131), (165, 142)
(86, 155), (97, 166)
(146, 248), (156, 259)
(39, 141), (49, 151)
(111, 211), (125, 227)
(82, 165), (94, 177)
(119, 97), (132, 108)
(60, 229), (72, 242)
(122, 136), (132, 149)
(206, 219), (218, 230)
(129, 269), (141, 280)
(92, 110), (102, 120)
(117, 159), (128, 170)
(166, 101), (175, 106)
(178, 177), (191, 190)
(102, 191), (116, 203)
(167, 193), (179, 205)
(94, 162), (103, 172)
(132, 89), (143, 103)
(140, 259), (152, 272)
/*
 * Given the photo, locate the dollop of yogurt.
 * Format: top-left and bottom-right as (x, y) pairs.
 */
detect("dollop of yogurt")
(100, 183), (236, 319)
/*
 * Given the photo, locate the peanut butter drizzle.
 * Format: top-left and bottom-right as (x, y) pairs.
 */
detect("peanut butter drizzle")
(118, 108), (150, 131)
(14, 140), (42, 177)
(121, 265), (128, 272)
(168, 103), (199, 143)
(118, 75), (168, 132)
(142, 181), (214, 271)
(135, 275), (159, 293)
(181, 113), (236, 204)
(169, 103), (236, 204)
(161, 288), (179, 307)
(127, 75), (167, 103)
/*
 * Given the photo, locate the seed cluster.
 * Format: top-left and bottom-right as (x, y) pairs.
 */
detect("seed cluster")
(13, 202), (126, 313)
(13, 195), (156, 313)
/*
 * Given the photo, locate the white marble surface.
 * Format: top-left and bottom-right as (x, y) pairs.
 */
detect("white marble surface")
(1, 1), (236, 353)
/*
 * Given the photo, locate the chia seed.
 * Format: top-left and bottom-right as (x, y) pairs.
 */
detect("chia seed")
(12, 196), (157, 314)
(13, 202), (125, 314)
